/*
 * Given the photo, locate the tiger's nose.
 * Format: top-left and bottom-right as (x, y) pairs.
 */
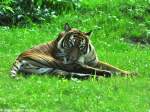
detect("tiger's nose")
(69, 47), (79, 62)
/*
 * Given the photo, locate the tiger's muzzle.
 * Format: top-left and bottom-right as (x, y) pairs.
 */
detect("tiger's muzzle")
(68, 47), (80, 63)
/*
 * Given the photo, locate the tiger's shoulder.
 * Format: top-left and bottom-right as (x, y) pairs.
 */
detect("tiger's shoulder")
(78, 44), (98, 66)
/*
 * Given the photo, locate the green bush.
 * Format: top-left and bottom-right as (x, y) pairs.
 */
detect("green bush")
(0, 0), (80, 26)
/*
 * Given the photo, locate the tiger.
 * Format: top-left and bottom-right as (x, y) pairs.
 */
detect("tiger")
(10, 23), (131, 79)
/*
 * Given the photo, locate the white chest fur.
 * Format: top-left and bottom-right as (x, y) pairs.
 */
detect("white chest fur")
(78, 56), (85, 64)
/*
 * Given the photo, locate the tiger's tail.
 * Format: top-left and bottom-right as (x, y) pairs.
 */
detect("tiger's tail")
(10, 60), (22, 77)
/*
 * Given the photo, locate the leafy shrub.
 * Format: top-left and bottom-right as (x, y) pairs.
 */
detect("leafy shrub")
(0, 0), (81, 26)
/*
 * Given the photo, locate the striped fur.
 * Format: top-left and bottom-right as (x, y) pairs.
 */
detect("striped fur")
(10, 23), (130, 78)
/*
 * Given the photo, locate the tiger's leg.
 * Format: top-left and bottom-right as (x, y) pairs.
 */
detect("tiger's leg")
(20, 62), (90, 78)
(18, 58), (111, 78)
(18, 60), (53, 74)
(95, 61), (130, 76)
(51, 69), (111, 79)
(63, 63), (112, 77)
(18, 60), (99, 79)
(51, 69), (91, 79)
(11, 52), (112, 78)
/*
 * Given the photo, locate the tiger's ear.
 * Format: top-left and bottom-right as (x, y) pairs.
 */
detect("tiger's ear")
(85, 30), (92, 37)
(64, 23), (71, 32)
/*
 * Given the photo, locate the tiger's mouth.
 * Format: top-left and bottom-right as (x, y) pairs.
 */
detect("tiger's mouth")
(63, 56), (79, 64)
(63, 54), (85, 65)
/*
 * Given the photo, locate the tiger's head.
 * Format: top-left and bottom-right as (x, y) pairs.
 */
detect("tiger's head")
(57, 23), (92, 64)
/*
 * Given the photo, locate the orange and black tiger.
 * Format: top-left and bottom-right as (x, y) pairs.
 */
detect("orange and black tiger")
(10, 23), (130, 79)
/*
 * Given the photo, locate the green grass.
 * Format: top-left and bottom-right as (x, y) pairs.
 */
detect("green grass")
(0, 0), (150, 111)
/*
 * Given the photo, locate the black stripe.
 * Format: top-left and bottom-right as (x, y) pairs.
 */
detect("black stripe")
(61, 38), (65, 48)
(40, 56), (54, 67)
(26, 58), (49, 67)
(13, 65), (18, 70)
(89, 44), (92, 52)
(12, 69), (17, 72)
(50, 68), (55, 73)
(14, 64), (19, 69)
(87, 57), (96, 64)
(23, 66), (40, 69)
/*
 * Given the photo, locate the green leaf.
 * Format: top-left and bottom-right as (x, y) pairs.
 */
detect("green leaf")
(4, 6), (14, 13)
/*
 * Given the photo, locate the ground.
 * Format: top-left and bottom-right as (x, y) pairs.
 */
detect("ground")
(0, 0), (150, 112)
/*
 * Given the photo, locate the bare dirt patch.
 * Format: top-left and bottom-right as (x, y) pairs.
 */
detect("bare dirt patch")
(126, 36), (150, 45)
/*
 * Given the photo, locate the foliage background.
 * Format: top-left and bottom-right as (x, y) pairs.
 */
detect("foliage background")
(0, 0), (150, 112)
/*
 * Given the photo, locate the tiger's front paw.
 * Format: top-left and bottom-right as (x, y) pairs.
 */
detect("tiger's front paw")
(121, 71), (138, 77)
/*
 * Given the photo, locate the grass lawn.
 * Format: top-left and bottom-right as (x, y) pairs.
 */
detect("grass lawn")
(0, 0), (150, 112)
